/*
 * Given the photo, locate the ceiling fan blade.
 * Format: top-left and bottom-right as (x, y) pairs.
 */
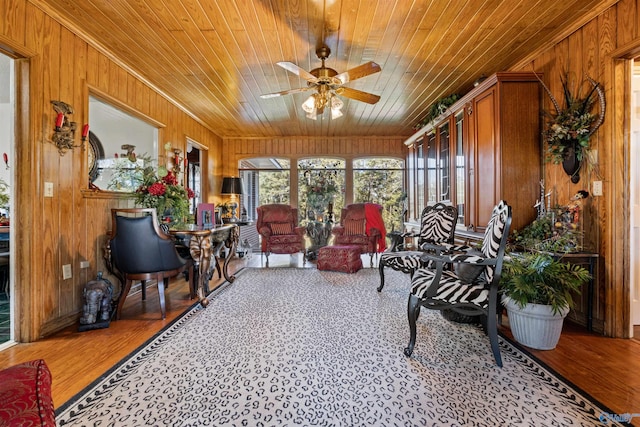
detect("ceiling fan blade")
(335, 87), (380, 104)
(276, 62), (318, 82)
(260, 86), (315, 99)
(334, 61), (381, 84)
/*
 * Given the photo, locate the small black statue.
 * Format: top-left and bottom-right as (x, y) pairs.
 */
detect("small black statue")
(79, 272), (114, 327)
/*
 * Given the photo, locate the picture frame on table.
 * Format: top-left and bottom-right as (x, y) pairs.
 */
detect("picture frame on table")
(196, 203), (215, 227)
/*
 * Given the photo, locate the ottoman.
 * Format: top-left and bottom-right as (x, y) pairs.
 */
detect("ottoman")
(317, 245), (363, 273)
(0, 359), (56, 426)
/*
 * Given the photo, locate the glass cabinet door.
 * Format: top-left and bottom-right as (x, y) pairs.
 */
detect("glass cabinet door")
(455, 112), (465, 225)
(439, 122), (450, 202)
(426, 133), (437, 203)
(416, 141), (425, 214)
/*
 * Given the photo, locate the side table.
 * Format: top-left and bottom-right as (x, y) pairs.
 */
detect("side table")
(387, 231), (404, 252)
(551, 251), (599, 332)
(305, 221), (333, 260)
(169, 224), (238, 307)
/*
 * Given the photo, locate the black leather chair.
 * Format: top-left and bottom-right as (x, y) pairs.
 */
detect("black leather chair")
(107, 208), (187, 319)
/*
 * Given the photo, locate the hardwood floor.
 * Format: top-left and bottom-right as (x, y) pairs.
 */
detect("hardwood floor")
(0, 252), (638, 418)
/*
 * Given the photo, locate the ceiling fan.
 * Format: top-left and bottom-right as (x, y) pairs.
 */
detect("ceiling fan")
(260, 45), (382, 120)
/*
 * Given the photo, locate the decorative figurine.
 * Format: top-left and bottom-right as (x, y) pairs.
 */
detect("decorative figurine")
(79, 272), (114, 331)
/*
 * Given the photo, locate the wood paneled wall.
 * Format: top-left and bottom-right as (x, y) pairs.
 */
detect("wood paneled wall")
(221, 136), (406, 206)
(2, 0), (638, 341)
(222, 136), (406, 168)
(2, 1), (222, 341)
(512, 0), (640, 337)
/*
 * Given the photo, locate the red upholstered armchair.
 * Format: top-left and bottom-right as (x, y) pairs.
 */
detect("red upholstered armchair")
(256, 204), (307, 267)
(332, 203), (386, 267)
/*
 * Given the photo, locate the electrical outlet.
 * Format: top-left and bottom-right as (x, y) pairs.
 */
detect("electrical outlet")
(592, 180), (603, 196)
(44, 182), (54, 197)
(62, 264), (72, 280)
(80, 261), (90, 269)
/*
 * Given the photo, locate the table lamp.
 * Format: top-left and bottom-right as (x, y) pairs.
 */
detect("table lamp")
(221, 176), (245, 222)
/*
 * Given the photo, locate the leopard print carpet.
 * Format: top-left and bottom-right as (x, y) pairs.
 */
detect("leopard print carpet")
(56, 268), (626, 426)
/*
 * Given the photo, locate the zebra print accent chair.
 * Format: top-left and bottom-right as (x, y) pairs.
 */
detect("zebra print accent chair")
(378, 203), (458, 292)
(403, 201), (512, 367)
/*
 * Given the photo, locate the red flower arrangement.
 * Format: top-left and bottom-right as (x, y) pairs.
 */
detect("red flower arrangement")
(134, 166), (194, 224)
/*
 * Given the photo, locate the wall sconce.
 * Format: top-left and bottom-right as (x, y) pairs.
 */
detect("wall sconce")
(162, 142), (183, 173)
(172, 148), (183, 176)
(51, 100), (80, 155)
(81, 124), (89, 142)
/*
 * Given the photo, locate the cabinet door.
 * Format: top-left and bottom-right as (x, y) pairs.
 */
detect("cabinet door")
(416, 141), (426, 216)
(473, 87), (497, 232)
(454, 112), (465, 226)
(426, 133), (437, 203)
(439, 122), (451, 203)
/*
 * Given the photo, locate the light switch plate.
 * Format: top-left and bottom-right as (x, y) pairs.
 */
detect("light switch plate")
(44, 182), (54, 197)
(592, 181), (603, 196)
(62, 264), (72, 280)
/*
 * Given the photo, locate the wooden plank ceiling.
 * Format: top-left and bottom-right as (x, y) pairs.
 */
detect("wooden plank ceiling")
(32, 0), (617, 139)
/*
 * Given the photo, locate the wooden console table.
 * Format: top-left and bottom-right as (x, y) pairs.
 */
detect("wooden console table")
(169, 224), (238, 307)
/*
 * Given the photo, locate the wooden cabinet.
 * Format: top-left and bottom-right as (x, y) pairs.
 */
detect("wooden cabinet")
(405, 72), (541, 233)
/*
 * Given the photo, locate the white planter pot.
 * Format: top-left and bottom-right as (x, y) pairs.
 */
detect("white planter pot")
(502, 296), (570, 350)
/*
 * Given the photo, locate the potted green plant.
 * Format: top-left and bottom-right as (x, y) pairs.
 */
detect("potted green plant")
(501, 251), (590, 350)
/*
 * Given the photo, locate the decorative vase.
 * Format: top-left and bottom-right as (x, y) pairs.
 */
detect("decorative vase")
(502, 297), (570, 350)
(561, 143), (581, 184)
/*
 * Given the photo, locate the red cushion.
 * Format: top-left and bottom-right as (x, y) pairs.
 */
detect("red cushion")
(0, 359), (55, 426)
(344, 219), (365, 235)
(270, 222), (293, 235)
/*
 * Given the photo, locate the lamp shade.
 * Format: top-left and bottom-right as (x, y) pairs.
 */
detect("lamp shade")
(221, 176), (245, 195)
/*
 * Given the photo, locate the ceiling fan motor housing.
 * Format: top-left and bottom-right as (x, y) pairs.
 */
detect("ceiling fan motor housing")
(309, 66), (338, 85)
(310, 45), (338, 85)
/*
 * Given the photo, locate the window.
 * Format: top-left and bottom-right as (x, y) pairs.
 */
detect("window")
(239, 158), (290, 221)
(298, 158), (345, 223)
(353, 157), (405, 232)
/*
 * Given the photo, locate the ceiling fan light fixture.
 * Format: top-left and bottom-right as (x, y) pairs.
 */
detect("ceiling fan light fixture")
(330, 94), (344, 119)
(331, 94), (343, 110)
(302, 94), (317, 113)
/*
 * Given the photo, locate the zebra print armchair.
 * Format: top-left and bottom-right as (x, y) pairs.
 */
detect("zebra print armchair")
(403, 201), (512, 367)
(378, 203), (458, 292)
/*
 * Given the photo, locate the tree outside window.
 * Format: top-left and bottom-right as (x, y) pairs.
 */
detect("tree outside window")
(353, 158), (405, 232)
(297, 158), (345, 224)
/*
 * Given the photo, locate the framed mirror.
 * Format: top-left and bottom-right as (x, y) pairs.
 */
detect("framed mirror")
(88, 95), (158, 191)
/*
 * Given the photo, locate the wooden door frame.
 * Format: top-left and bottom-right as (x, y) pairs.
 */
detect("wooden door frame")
(608, 39), (640, 337)
(0, 37), (36, 342)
